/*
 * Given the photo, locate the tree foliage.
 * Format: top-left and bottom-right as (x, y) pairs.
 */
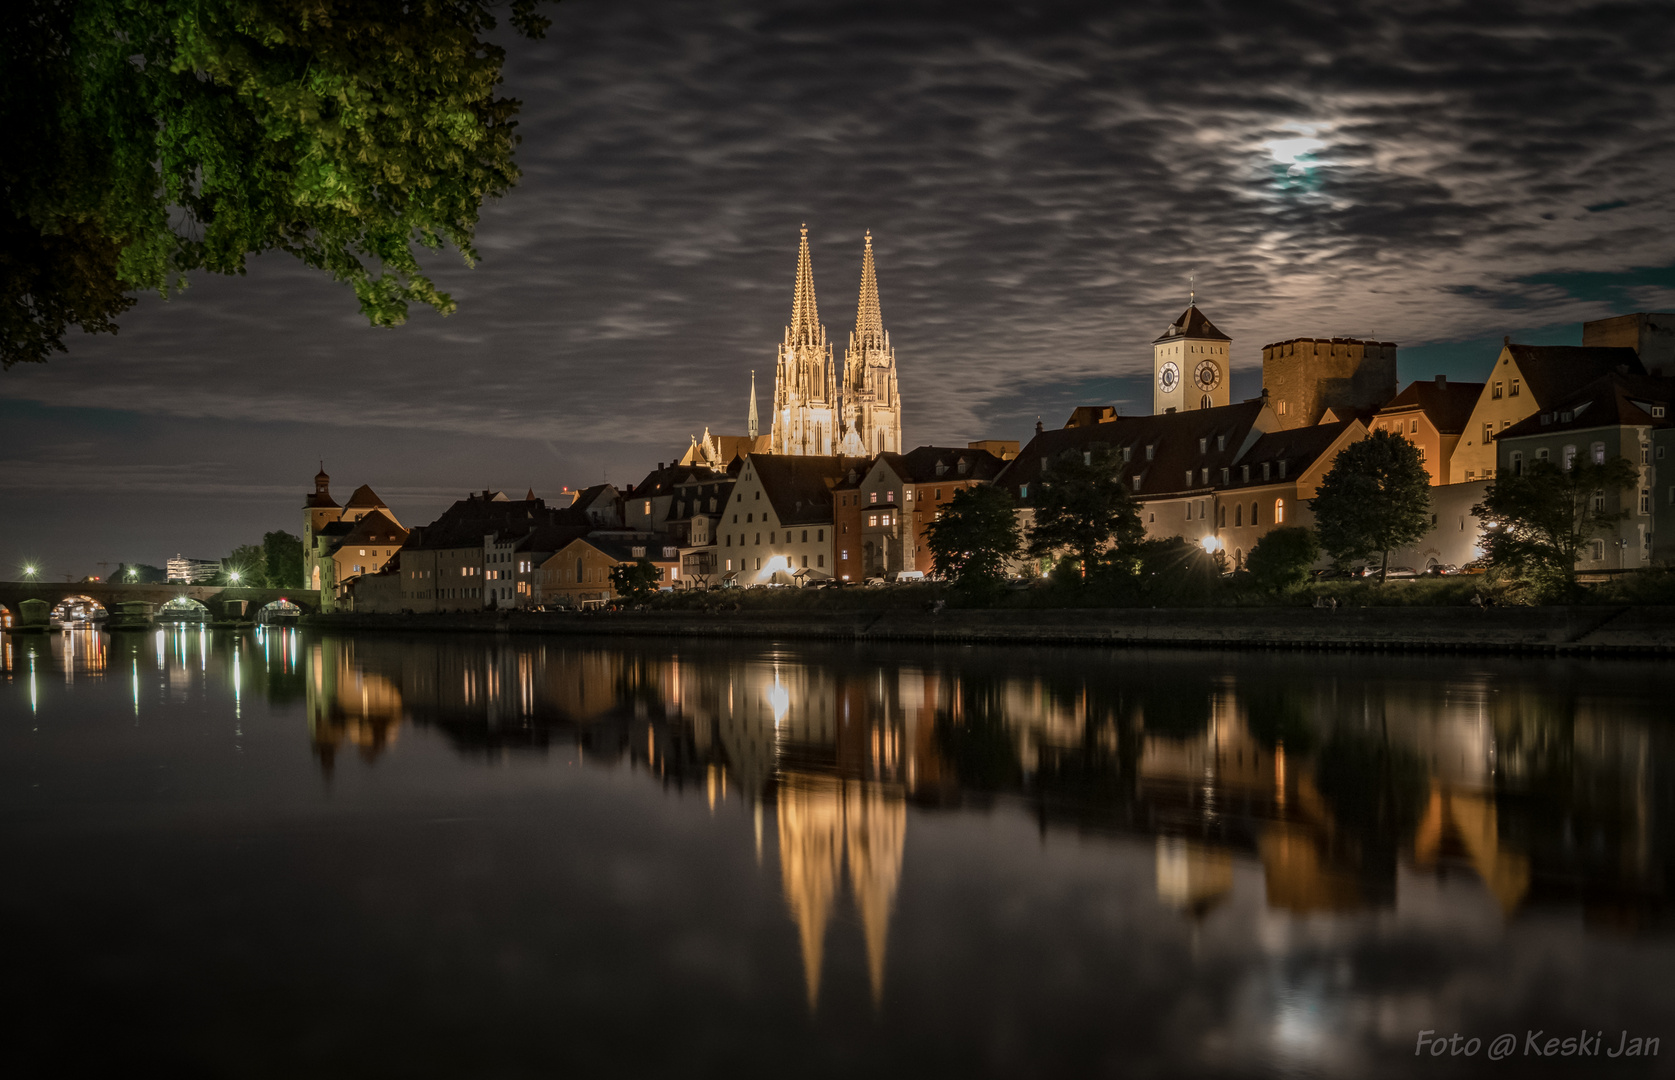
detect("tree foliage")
(1245, 525), (1319, 592)
(1027, 445), (1145, 581)
(222, 543), (268, 586)
(609, 559), (660, 602)
(1310, 430), (1432, 583)
(2, 0), (552, 368)
(1473, 455), (1639, 594)
(924, 484), (1021, 597)
(263, 530), (303, 589)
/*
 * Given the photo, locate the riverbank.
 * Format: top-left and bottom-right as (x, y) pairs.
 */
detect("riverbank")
(303, 605), (1675, 656)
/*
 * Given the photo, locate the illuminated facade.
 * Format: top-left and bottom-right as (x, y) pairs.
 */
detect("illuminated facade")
(838, 232), (902, 456)
(770, 227), (840, 455)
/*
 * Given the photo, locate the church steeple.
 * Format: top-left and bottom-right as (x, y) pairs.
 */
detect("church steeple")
(748, 369), (759, 439)
(840, 231), (902, 456)
(853, 231), (883, 349)
(770, 226), (838, 455)
(789, 224), (821, 347)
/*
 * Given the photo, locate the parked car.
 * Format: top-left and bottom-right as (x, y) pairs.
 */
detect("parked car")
(1385, 566), (1419, 579)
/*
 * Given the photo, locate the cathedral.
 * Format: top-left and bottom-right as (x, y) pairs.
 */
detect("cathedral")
(770, 227), (903, 457)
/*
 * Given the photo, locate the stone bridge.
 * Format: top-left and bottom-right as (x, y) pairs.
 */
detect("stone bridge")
(0, 581), (321, 617)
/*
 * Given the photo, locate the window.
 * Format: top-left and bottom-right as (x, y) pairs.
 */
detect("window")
(1185, 471), (1194, 487)
(1511, 451), (1523, 476)
(1592, 492), (1605, 513)
(755, 533), (760, 544)
(1592, 442), (1606, 465)
(1537, 448), (1549, 462)
(1410, 418), (1419, 434)
(1221, 467), (1230, 484)
(1217, 435), (1226, 451)
(1201, 394), (1213, 409)
(643, 500), (651, 514)
(817, 530), (824, 541)
(1217, 504), (1226, 527)
(1185, 502), (1192, 521)
(1493, 381), (1503, 400)
(870, 492), (878, 504)
(841, 550), (848, 560)
(1146, 445), (1155, 461)
(1484, 422), (1494, 443)
(1198, 438), (1207, 454)
(1251, 501), (1259, 526)
(1262, 463), (1270, 481)
(886, 491), (895, 503)
(1591, 539), (1605, 561)
(1563, 445), (1577, 470)
(1641, 489), (1652, 515)
(1235, 504), (1243, 526)
(817, 554), (825, 567)
(869, 515), (877, 527)
(1020, 484), (1029, 499)
(754, 558), (761, 570)
(1274, 498), (1285, 524)
(1084, 451), (1092, 465)
(1511, 378), (1521, 397)
(770, 531), (775, 543)
(802, 555), (809, 568)
(1131, 476), (1141, 492)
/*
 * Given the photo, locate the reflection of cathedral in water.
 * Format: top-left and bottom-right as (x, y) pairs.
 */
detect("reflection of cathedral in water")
(287, 636), (1675, 980)
(777, 774), (905, 1007)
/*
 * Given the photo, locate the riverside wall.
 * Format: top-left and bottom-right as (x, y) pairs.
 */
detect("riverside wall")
(302, 605), (1675, 657)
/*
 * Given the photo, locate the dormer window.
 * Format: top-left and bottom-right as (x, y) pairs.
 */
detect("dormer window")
(1185, 471), (1194, 487)
(1217, 435), (1226, 451)
(1084, 451), (1092, 466)
(1145, 444), (1155, 461)
(958, 459), (969, 475)
(1262, 462), (1271, 481)
(1122, 447), (1132, 463)
(1278, 460), (1288, 479)
(1198, 438), (1208, 454)
(1241, 465), (1250, 483)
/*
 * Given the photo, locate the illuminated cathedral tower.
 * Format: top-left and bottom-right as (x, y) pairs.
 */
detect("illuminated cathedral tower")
(839, 231), (902, 456)
(770, 227), (840, 455)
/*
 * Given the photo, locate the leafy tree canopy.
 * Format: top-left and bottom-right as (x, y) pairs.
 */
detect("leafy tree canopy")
(924, 484), (1021, 598)
(263, 530), (304, 589)
(1473, 455), (1639, 595)
(2, 0), (552, 368)
(1027, 445), (1145, 581)
(609, 558), (660, 603)
(1310, 430), (1432, 583)
(222, 543), (268, 586)
(1245, 525), (1319, 592)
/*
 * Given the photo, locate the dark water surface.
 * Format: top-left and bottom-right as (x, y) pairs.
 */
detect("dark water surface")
(3, 628), (1674, 1079)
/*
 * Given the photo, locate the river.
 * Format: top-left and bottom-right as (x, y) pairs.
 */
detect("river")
(2, 627), (1672, 1078)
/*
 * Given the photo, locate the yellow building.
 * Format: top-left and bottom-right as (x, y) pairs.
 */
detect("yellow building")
(1448, 342), (1642, 483)
(538, 534), (680, 608)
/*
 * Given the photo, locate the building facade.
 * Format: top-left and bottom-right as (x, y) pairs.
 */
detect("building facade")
(1370, 376), (1483, 486)
(714, 454), (856, 585)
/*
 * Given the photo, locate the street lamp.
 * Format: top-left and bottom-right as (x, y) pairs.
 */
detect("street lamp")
(1199, 535), (1222, 554)
(229, 570), (242, 584)
(22, 565), (37, 579)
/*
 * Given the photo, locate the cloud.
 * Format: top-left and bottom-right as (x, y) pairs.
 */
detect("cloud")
(6, 0), (1675, 562)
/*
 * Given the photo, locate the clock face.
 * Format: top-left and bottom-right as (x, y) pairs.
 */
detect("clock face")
(1194, 360), (1222, 391)
(1158, 361), (1180, 392)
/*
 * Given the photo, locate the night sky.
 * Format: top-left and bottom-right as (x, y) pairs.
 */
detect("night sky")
(6, 0), (1675, 579)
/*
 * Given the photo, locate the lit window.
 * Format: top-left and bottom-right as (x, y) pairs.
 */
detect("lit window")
(1274, 498), (1285, 524)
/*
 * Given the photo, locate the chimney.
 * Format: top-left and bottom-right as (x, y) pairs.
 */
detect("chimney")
(1503, 335), (1511, 347)
(1035, 417), (1044, 434)
(1435, 374), (1447, 388)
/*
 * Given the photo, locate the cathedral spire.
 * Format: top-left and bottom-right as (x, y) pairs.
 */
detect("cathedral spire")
(789, 224), (820, 346)
(748, 369), (759, 438)
(853, 230), (883, 349)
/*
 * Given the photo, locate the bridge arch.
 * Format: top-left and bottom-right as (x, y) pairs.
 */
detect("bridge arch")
(158, 597), (211, 622)
(50, 595), (109, 626)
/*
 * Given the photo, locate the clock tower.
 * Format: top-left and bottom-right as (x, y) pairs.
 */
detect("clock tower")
(1152, 304), (1232, 414)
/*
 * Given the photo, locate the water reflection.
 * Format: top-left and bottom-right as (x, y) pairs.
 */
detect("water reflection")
(5, 628), (1673, 1037)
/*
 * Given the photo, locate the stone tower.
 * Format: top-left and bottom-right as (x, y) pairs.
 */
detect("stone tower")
(839, 232), (902, 456)
(1261, 337), (1398, 430)
(770, 226), (839, 455)
(1153, 304), (1233, 414)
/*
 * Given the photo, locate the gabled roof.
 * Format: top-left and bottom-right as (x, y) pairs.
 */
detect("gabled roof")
(401, 492), (555, 551)
(998, 399), (1273, 501)
(344, 484), (387, 509)
(742, 454), (864, 526)
(332, 509), (409, 550)
(629, 463), (727, 500)
(554, 532), (680, 564)
(1499, 372), (1674, 440)
(1233, 420), (1361, 486)
(573, 483), (617, 510)
(1505, 345), (1644, 405)
(1377, 378), (1484, 434)
(876, 445), (1008, 485)
(1152, 304), (1231, 345)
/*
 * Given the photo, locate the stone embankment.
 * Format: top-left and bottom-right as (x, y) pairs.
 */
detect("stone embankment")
(304, 605), (1675, 656)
